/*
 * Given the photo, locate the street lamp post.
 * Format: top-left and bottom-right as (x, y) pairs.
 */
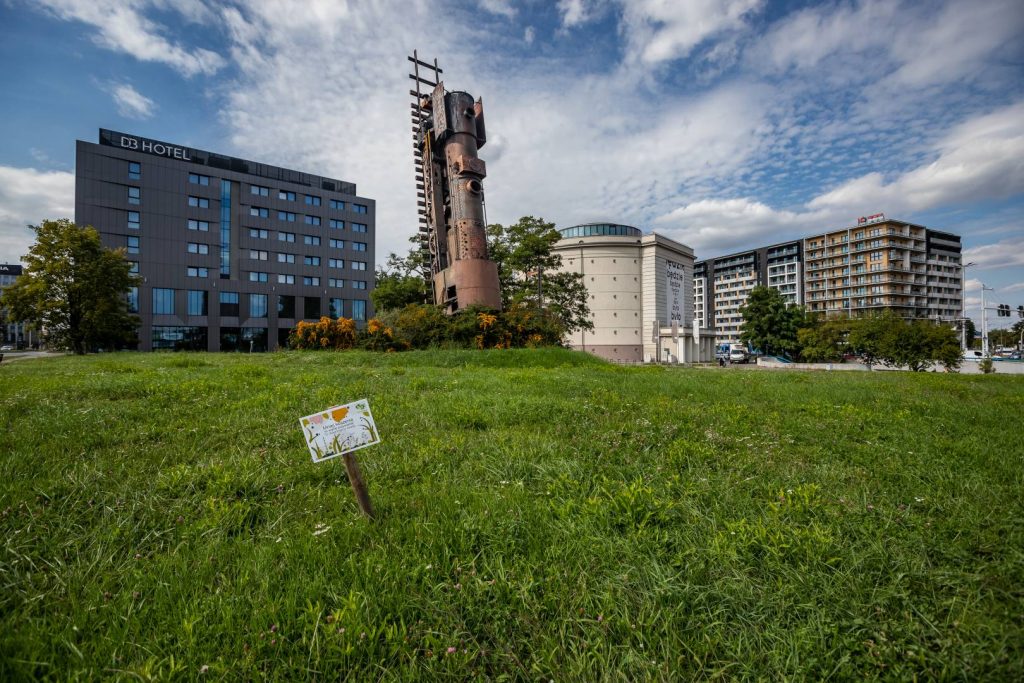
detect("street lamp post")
(981, 284), (994, 358)
(960, 261), (975, 352)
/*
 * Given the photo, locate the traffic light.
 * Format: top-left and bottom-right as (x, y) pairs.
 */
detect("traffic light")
(997, 304), (1011, 317)
(1019, 305), (1024, 319)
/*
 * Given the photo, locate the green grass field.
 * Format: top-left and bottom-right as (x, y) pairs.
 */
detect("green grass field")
(1, 349), (1022, 680)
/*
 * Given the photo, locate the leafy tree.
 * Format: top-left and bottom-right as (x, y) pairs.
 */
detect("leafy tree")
(0, 219), (139, 354)
(738, 286), (806, 357)
(487, 216), (592, 335)
(796, 317), (846, 362)
(846, 312), (891, 369)
(963, 318), (976, 348)
(988, 328), (1018, 349)
(371, 240), (430, 312)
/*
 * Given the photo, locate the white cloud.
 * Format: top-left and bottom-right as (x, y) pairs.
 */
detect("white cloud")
(0, 166), (76, 264)
(808, 101), (1024, 214)
(963, 236), (1024, 269)
(619, 0), (764, 65)
(557, 0), (594, 28)
(480, 0), (517, 19)
(107, 82), (156, 119)
(34, 0), (225, 77)
(524, 26), (535, 44)
(1001, 282), (1024, 293)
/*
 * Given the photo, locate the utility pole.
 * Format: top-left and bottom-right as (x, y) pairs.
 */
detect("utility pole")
(960, 261), (975, 352)
(981, 285), (987, 357)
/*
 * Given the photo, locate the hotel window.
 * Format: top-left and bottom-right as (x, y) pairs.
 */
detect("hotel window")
(352, 300), (366, 321)
(304, 215), (321, 226)
(127, 211), (140, 230)
(329, 199), (345, 210)
(188, 219), (210, 231)
(278, 232), (295, 243)
(304, 297), (320, 318)
(249, 249), (269, 261)
(187, 243), (209, 255)
(329, 298), (343, 318)
(188, 196), (210, 208)
(250, 294), (268, 318)
(127, 286), (139, 313)
(305, 195), (321, 206)
(351, 261), (367, 271)
(249, 228), (269, 239)
(249, 271), (269, 283)
(352, 242), (367, 252)
(250, 207), (269, 218)
(219, 291), (240, 316)
(330, 239), (344, 249)
(128, 162), (140, 180)
(153, 288), (175, 315)
(250, 185), (270, 197)
(189, 173), (210, 186)
(352, 281), (367, 290)
(278, 211), (296, 222)
(329, 278), (345, 288)
(127, 235), (139, 254)
(187, 290), (208, 316)
(278, 295), (295, 318)
(351, 223), (367, 233)
(870, 251), (882, 261)
(329, 258), (344, 268)
(304, 256), (320, 266)
(304, 235), (321, 246)
(303, 276), (320, 286)
(277, 252), (295, 264)
(187, 267), (209, 278)
(277, 274), (295, 284)
(329, 219), (344, 229)
(128, 187), (140, 205)
(279, 190), (296, 201)
(129, 261), (139, 273)
(353, 204), (368, 214)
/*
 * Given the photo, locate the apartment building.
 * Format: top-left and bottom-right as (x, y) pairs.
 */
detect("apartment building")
(803, 217), (962, 320)
(693, 240), (802, 344)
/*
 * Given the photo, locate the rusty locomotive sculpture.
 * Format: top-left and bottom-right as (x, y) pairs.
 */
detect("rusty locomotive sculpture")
(409, 53), (501, 313)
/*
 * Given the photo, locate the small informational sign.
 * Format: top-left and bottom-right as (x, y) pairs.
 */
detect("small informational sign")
(299, 399), (380, 463)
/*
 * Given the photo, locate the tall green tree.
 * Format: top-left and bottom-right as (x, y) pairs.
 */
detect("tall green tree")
(738, 286), (806, 357)
(371, 239), (430, 313)
(0, 219), (139, 354)
(964, 318), (976, 348)
(487, 216), (592, 335)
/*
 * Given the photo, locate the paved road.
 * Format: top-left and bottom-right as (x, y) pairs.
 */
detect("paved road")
(0, 351), (63, 364)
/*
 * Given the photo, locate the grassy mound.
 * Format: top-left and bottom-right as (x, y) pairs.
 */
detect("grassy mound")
(1, 349), (1021, 679)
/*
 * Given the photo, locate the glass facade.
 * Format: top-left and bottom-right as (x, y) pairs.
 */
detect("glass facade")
(219, 291), (239, 316)
(153, 288), (174, 315)
(242, 327), (268, 352)
(220, 179), (231, 278)
(557, 223), (641, 239)
(329, 298), (343, 318)
(187, 290), (208, 316)
(152, 326), (207, 351)
(304, 297), (320, 319)
(352, 300), (366, 321)
(250, 293), (268, 318)
(277, 295), (295, 318)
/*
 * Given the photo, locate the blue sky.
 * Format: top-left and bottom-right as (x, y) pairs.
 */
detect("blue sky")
(0, 0), (1021, 325)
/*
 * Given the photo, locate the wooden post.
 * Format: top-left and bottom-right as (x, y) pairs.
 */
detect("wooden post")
(342, 451), (374, 519)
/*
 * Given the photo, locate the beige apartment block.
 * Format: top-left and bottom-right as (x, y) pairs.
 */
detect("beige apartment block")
(803, 218), (962, 320)
(554, 223), (714, 363)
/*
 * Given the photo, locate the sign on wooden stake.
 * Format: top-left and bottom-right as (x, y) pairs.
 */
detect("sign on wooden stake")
(299, 399), (380, 518)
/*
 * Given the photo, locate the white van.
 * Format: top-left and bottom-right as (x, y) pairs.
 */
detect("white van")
(729, 343), (749, 363)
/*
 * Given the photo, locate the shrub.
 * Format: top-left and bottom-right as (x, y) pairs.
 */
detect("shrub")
(289, 317), (358, 350)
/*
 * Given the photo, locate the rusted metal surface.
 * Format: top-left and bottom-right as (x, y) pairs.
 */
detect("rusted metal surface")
(408, 51), (501, 313)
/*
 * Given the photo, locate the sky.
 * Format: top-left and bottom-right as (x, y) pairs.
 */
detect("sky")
(0, 0), (1021, 327)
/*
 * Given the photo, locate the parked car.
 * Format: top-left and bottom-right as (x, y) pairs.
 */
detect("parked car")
(0, 344), (14, 352)
(962, 350), (984, 361)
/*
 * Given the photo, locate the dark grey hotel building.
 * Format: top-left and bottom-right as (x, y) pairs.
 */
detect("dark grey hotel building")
(76, 129), (375, 351)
